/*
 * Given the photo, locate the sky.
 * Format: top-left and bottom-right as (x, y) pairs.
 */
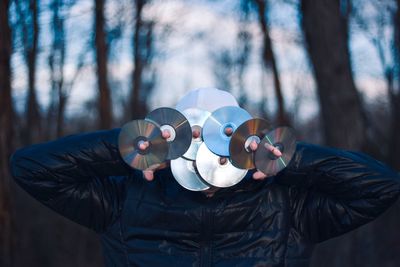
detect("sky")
(10, 0), (393, 124)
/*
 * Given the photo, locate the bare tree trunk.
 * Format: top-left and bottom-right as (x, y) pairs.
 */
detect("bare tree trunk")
(301, 0), (366, 150)
(130, 0), (147, 120)
(26, 0), (41, 144)
(95, 0), (113, 129)
(254, 0), (288, 125)
(48, 0), (67, 138)
(0, 0), (15, 265)
(303, 1), (368, 266)
(57, 93), (67, 136)
(389, 0), (400, 170)
(237, 28), (251, 108)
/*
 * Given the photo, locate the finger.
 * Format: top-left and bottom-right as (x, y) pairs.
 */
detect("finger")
(249, 141), (258, 151)
(264, 143), (282, 157)
(138, 141), (150, 150)
(272, 147), (282, 157)
(162, 129), (171, 140)
(252, 170), (268, 180)
(218, 157), (228, 165)
(224, 127), (233, 136)
(146, 163), (161, 172)
(156, 162), (169, 170)
(192, 129), (201, 139)
(143, 170), (154, 181)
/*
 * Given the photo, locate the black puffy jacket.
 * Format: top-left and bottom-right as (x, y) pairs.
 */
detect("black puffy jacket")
(9, 129), (400, 267)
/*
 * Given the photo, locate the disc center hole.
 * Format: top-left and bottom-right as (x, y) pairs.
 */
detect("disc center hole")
(244, 135), (261, 152)
(192, 125), (202, 141)
(218, 157), (229, 166)
(160, 124), (176, 142)
(223, 123), (234, 137)
(135, 136), (150, 154)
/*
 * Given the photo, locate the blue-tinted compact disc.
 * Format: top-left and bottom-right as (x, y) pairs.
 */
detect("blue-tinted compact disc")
(202, 106), (252, 157)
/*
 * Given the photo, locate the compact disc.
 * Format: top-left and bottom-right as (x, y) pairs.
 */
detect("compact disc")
(202, 106), (252, 156)
(181, 108), (211, 160)
(176, 87), (239, 113)
(229, 118), (270, 169)
(170, 157), (210, 191)
(254, 127), (296, 175)
(118, 120), (168, 170)
(196, 143), (248, 188)
(145, 107), (192, 160)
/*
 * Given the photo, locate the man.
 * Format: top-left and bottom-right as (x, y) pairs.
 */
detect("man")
(9, 88), (400, 267)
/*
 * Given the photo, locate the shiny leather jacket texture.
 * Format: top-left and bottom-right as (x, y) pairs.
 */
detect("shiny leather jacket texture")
(10, 129), (400, 267)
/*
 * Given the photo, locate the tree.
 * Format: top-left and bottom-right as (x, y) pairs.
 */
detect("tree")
(302, 1), (384, 266)
(351, 0), (400, 164)
(301, 0), (366, 150)
(236, 28), (252, 108)
(15, 0), (42, 144)
(48, 0), (67, 137)
(390, 0), (400, 169)
(253, 0), (289, 125)
(0, 0), (15, 265)
(129, 0), (156, 120)
(95, 0), (113, 129)
(130, 0), (147, 119)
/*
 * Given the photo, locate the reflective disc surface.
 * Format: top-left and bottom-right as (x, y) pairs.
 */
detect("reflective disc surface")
(203, 106), (252, 156)
(181, 108), (211, 160)
(196, 143), (247, 188)
(170, 157), (210, 191)
(254, 127), (296, 175)
(118, 120), (168, 170)
(176, 87), (239, 113)
(146, 107), (192, 160)
(229, 118), (271, 169)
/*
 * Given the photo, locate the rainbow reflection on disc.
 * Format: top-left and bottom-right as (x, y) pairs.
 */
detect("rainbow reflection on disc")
(254, 127), (296, 175)
(118, 120), (168, 170)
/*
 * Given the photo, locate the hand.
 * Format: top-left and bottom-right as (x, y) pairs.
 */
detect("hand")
(143, 162), (169, 181)
(142, 129), (171, 181)
(248, 140), (282, 180)
(252, 170), (269, 180)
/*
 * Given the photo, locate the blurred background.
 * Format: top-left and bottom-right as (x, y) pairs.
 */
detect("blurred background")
(0, 0), (399, 266)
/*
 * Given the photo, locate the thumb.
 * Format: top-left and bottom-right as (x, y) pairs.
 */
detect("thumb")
(143, 170), (155, 181)
(252, 170), (268, 180)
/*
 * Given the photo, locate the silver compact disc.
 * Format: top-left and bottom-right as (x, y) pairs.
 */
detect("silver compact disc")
(146, 107), (192, 160)
(170, 157), (210, 191)
(118, 120), (168, 170)
(254, 127), (297, 175)
(181, 108), (211, 160)
(202, 106), (252, 156)
(196, 143), (247, 188)
(229, 118), (271, 169)
(176, 87), (239, 113)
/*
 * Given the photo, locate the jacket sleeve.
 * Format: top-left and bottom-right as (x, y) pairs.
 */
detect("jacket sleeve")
(275, 142), (400, 243)
(9, 128), (139, 232)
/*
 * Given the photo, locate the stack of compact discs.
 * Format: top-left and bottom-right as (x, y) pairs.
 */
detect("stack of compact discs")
(171, 105), (252, 190)
(118, 88), (298, 191)
(180, 108), (211, 160)
(171, 107), (211, 191)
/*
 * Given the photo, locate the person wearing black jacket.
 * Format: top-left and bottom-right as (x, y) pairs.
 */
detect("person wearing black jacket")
(9, 126), (400, 267)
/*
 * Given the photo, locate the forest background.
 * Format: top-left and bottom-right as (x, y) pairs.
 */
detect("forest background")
(1, 0), (400, 266)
